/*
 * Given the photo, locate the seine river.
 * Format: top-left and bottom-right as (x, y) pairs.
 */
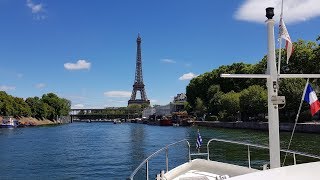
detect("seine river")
(1, 122), (319, 179)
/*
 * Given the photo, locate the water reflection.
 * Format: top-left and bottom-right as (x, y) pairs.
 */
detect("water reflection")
(129, 124), (146, 179)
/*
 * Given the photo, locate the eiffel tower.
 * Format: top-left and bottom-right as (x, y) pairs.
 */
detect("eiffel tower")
(128, 34), (150, 106)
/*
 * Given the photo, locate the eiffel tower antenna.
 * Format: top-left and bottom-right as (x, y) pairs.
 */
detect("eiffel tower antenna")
(128, 34), (150, 106)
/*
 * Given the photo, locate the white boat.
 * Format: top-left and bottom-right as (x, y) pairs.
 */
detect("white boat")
(113, 119), (122, 124)
(128, 7), (320, 180)
(0, 117), (19, 128)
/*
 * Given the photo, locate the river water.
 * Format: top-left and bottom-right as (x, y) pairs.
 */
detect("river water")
(1, 122), (319, 179)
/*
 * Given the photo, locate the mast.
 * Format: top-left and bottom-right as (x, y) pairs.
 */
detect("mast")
(221, 8), (282, 168)
(265, 7), (281, 168)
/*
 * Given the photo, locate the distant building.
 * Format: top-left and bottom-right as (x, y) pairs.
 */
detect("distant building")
(142, 93), (187, 118)
(142, 107), (155, 118)
(173, 93), (187, 102)
(173, 93), (187, 112)
(154, 103), (173, 116)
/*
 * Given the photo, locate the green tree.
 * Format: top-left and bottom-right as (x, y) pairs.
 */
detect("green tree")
(220, 91), (240, 121)
(0, 91), (14, 116)
(127, 104), (142, 117)
(41, 93), (71, 119)
(278, 78), (309, 122)
(281, 40), (319, 74)
(41, 93), (60, 118)
(195, 97), (206, 118)
(239, 85), (267, 121)
(26, 97), (39, 117)
(13, 97), (31, 117)
(207, 85), (223, 116)
(183, 101), (192, 113)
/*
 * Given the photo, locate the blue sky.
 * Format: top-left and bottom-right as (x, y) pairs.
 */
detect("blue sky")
(1, 0), (320, 108)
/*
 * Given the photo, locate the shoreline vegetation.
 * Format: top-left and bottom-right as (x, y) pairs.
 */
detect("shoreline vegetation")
(0, 116), (60, 126)
(0, 92), (71, 125)
(18, 117), (59, 126)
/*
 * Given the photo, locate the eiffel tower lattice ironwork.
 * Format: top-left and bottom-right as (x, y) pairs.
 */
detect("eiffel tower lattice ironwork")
(128, 34), (150, 106)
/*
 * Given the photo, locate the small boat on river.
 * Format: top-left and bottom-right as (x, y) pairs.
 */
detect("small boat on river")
(0, 117), (19, 128)
(113, 119), (122, 124)
(159, 116), (173, 126)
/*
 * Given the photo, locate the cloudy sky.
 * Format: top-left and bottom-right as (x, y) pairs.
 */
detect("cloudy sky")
(1, 0), (320, 108)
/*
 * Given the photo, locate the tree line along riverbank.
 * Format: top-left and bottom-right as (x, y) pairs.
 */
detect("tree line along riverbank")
(0, 92), (71, 125)
(185, 37), (320, 123)
(6, 117), (59, 126)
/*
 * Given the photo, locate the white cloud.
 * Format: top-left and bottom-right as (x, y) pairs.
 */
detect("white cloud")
(35, 83), (46, 89)
(0, 85), (16, 91)
(64, 60), (91, 70)
(179, 72), (198, 80)
(235, 0), (320, 24)
(26, 0), (47, 20)
(161, 59), (176, 64)
(104, 91), (131, 98)
(27, 0), (43, 14)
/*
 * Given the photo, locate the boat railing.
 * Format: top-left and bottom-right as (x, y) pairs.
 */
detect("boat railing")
(129, 138), (320, 179)
(128, 139), (190, 180)
(207, 138), (320, 168)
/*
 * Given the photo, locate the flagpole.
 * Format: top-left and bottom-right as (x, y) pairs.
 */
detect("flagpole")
(197, 129), (200, 153)
(277, 33), (282, 74)
(277, 0), (284, 75)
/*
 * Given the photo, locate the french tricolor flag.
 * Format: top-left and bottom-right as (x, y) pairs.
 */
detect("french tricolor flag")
(304, 83), (320, 116)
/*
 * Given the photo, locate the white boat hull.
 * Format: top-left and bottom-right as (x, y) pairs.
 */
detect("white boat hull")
(164, 159), (258, 180)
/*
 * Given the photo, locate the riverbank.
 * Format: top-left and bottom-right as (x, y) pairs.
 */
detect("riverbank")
(0, 116), (59, 126)
(194, 121), (320, 133)
(19, 117), (59, 126)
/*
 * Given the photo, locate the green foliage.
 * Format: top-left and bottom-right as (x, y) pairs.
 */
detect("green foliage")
(0, 92), (71, 120)
(278, 79), (307, 121)
(220, 91), (240, 120)
(183, 101), (192, 113)
(13, 97), (31, 117)
(280, 40), (319, 74)
(239, 85), (267, 121)
(208, 90), (224, 116)
(206, 115), (218, 121)
(127, 104), (142, 110)
(195, 97), (206, 117)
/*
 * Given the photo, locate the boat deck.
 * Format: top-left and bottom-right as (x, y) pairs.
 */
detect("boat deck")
(173, 170), (228, 180)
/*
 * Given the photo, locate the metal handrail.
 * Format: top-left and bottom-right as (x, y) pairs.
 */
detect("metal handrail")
(129, 138), (320, 179)
(207, 138), (320, 167)
(128, 139), (190, 180)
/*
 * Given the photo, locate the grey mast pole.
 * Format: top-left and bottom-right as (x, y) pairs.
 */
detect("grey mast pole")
(266, 7), (281, 169)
